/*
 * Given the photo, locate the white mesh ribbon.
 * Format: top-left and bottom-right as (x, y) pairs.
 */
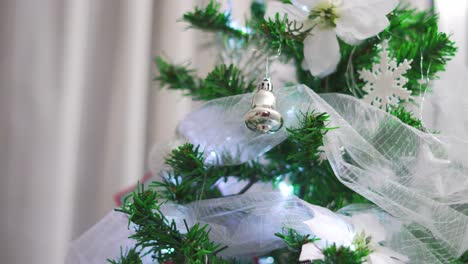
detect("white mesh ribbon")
(66, 193), (317, 263)
(177, 85), (468, 261)
(66, 211), (150, 263)
(67, 193), (450, 263)
(68, 85), (468, 263)
(67, 193), (402, 263)
(175, 192), (314, 257)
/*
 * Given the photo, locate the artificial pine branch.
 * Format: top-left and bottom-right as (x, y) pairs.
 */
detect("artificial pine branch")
(273, 228), (319, 263)
(384, 7), (457, 94)
(183, 0), (247, 39)
(250, 0), (266, 21)
(154, 56), (199, 95)
(166, 143), (205, 177)
(274, 228), (372, 264)
(107, 248), (142, 264)
(153, 143), (269, 203)
(314, 242), (371, 264)
(388, 105), (424, 131)
(179, 2), (455, 97)
(111, 185), (230, 263)
(199, 64), (256, 100)
(266, 112), (370, 210)
(155, 57), (255, 101)
(183, 0), (312, 61)
(252, 13), (311, 61)
(286, 112), (336, 163)
(152, 143), (222, 203)
(455, 251), (468, 264)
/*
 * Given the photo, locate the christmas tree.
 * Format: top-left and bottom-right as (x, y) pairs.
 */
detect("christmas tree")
(69, 1), (468, 263)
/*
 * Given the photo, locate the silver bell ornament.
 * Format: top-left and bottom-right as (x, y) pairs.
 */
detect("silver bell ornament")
(244, 78), (284, 134)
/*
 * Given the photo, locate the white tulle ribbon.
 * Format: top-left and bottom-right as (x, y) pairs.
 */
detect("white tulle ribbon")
(300, 205), (409, 263)
(68, 85), (468, 263)
(177, 85), (468, 262)
(67, 192), (409, 263)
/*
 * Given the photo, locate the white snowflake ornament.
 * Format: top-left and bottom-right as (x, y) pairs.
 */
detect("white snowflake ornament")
(359, 41), (413, 109)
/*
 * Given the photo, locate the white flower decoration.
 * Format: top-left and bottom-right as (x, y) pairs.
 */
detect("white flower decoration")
(265, 0), (399, 77)
(300, 204), (409, 263)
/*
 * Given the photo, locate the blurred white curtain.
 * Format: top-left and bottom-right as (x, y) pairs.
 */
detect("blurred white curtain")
(0, 0), (204, 263)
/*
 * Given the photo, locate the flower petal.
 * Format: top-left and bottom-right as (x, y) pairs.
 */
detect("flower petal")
(299, 243), (325, 262)
(342, 0), (398, 15)
(336, 6), (390, 42)
(293, 0), (322, 11)
(350, 213), (386, 242)
(303, 29), (341, 77)
(335, 28), (362, 45)
(303, 204), (354, 247)
(264, 1), (308, 22)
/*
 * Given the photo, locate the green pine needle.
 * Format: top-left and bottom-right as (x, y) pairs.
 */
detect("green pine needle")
(388, 106), (424, 131)
(253, 13), (311, 61)
(312, 232), (372, 264)
(275, 227), (319, 252)
(183, 0), (247, 39)
(274, 228), (319, 263)
(266, 111), (369, 210)
(454, 250), (468, 264)
(179, 2), (456, 97)
(199, 64), (256, 100)
(107, 248), (142, 264)
(154, 143), (221, 203)
(165, 143), (205, 177)
(250, 1), (266, 21)
(155, 57), (255, 101)
(112, 185), (229, 263)
(154, 56), (198, 95)
(151, 142), (272, 204)
(274, 228), (372, 264)
(385, 7), (457, 94)
(286, 112), (335, 163)
(314, 244), (370, 264)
